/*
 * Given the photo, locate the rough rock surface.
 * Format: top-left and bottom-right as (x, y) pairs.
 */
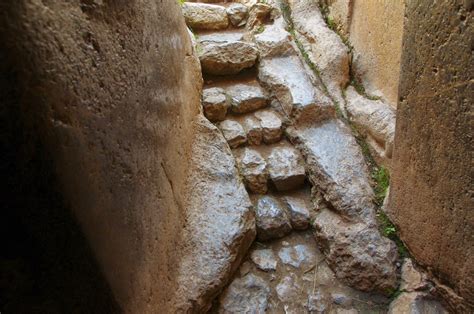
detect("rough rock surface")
(236, 148), (268, 194)
(250, 249), (278, 271)
(287, 119), (375, 222)
(278, 244), (316, 269)
(199, 41), (258, 75)
(218, 119), (247, 148)
(267, 145), (306, 191)
(202, 87), (229, 121)
(284, 196), (311, 230)
(345, 86), (396, 160)
(258, 55), (334, 123)
(255, 196), (292, 241)
(182, 3), (229, 30)
(400, 258), (428, 292)
(287, 0), (350, 101)
(388, 292), (447, 314)
(242, 115), (263, 145)
(254, 18), (294, 57)
(174, 117), (256, 312)
(226, 3), (248, 27)
(247, 3), (273, 30)
(312, 209), (398, 294)
(227, 83), (268, 113)
(218, 273), (271, 313)
(254, 110), (283, 144)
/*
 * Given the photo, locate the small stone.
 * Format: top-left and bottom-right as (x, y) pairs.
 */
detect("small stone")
(278, 244), (317, 268)
(202, 87), (229, 121)
(227, 83), (268, 114)
(247, 3), (273, 30)
(400, 258), (428, 292)
(199, 41), (258, 75)
(254, 110), (282, 144)
(218, 120), (247, 148)
(307, 289), (329, 314)
(218, 273), (271, 313)
(237, 148), (268, 194)
(250, 249), (277, 271)
(182, 3), (229, 30)
(226, 3), (248, 27)
(267, 145), (306, 191)
(331, 293), (353, 306)
(388, 292), (447, 314)
(254, 18), (294, 58)
(255, 195), (292, 241)
(242, 116), (263, 145)
(276, 274), (301, 302)
(284, 196), (311, 230)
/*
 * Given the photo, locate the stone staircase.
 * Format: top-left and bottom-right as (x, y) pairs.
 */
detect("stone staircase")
(177, 0), (402, 313)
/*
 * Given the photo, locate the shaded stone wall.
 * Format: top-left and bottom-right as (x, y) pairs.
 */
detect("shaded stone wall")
(388, 0), (473, 312)
(0, 0), (202, 312)
(323, 0), (405, 108)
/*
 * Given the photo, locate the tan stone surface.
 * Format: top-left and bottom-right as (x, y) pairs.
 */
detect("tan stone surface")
(1, 1), (202, 312)
(388, 0), (474, 312)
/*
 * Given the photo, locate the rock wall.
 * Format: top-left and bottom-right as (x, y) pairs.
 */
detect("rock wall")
(0, 0), (202, 312)
(388, 0), (473, 312)
(323, 0), (405, 108)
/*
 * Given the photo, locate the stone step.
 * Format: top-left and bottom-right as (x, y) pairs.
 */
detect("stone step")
(182, 2), (230, 30)
(199, 40), (259, 75)
(233, 140), (306, 193)
(197, 29), (246, 43)
(258, 54), (334, 124)
(216, 108), (283, 148)
(216, 231), (391, 313)
(173, 116), (256, 312)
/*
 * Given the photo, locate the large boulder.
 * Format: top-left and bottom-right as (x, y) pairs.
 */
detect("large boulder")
(313, 209), (398, 294)
(199, 41), (259, 75)
(345, 86), (396, 162)
(287, 0), (350, 103)
(258, 55), (334, 124)
(174, 117), (256, 312)
(182, 3), (229, 30)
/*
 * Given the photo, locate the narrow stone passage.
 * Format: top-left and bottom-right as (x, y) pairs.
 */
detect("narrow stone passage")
(181, 1), (446, 313)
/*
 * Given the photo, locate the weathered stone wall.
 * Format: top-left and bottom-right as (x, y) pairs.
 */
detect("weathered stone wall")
(388, 0), (473, 312)
(1, 0), (202, 312)
(323, 0), (405, 108)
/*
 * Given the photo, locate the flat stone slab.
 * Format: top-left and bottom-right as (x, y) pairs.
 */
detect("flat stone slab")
(254, 109), (282, 144)
(258, 55), (334, 124)
(286, 119), (376, 221)
(236, 148), (268, 194)
(267, 145), (306, 191)
(198, 30), (245, 43)
(250, 249), (278, 271)
(173, 117), (255, 312)
(255, 195), (292, 241)
(278, 244), (317, 269)
(227, 83), (268, 113)
(345, 86), (396, 158)
(199, 41), (258, 75)
(202, 87), (229, 121)
(218, 119), (247, 148)
(182, 3), (229, 30)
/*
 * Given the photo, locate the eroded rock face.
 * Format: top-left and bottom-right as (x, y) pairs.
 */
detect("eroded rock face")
(236, 148), (268, 194)
(182, 3), (229, 30)
(287, 0), (350, 101)
(218, 273), (271, 313)
(313, 209), (398, 294)
(345, 86), (396, 160)
(202, 87), (229, 121)
(218, 119), (247, 148)
(174, 117), (256, 312)
(227, 83), (268, 113)
(255, 196), (292, 241)
(226, 3), (248, 27)
(254, 110), (283, 144)
(388, 292), (448, 314)
(267, 145), (306, 191)
(199, 41), (259, 75)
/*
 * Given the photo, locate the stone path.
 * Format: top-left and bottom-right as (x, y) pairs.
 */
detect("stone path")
(180, 1), (446, 313)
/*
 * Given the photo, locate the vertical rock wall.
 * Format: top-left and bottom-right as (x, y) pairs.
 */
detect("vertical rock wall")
(0, 0), (202, 312)
(389, 0), (473, 312)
